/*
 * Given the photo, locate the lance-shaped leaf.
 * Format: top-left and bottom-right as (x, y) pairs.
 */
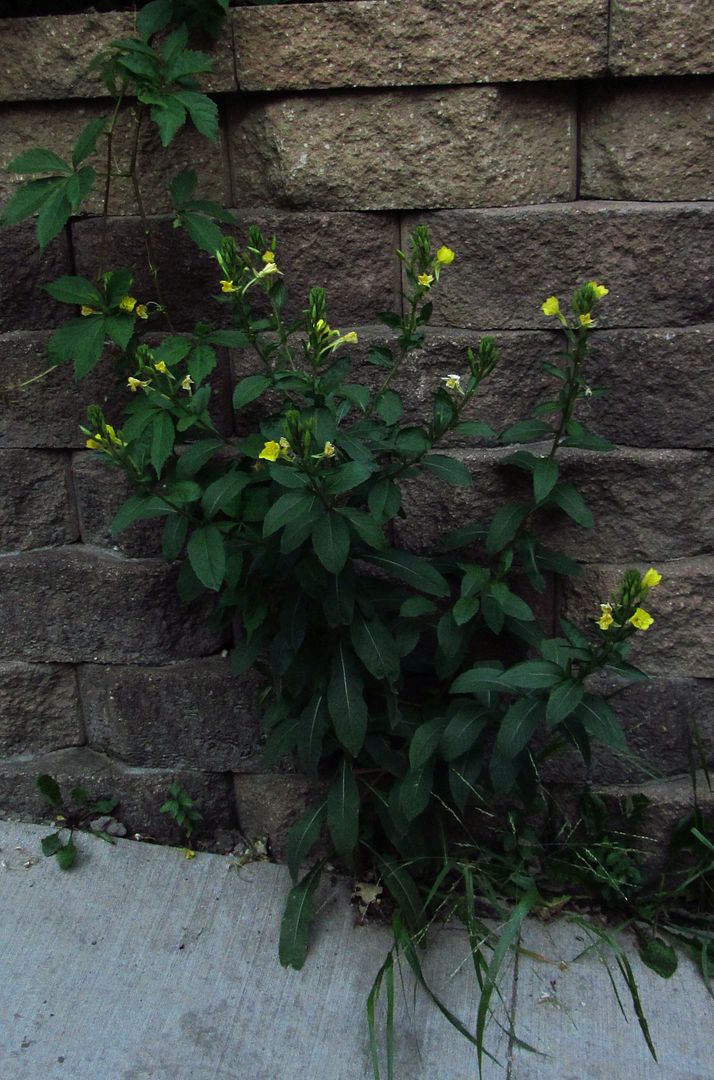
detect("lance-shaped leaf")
(279, 862), (323, 970)
(494, 697), (546, 761)
(187, 525), (225, 591)
(327, 759), (360, 863)
(327, 642), (368, 756)
(312, 511), (350, 575)
(574, 694), (627, 751)
(546, 678), (585, 726)
(360, 548), (449, 598)
(350, 615), (400, 682)
(286, 800), (327, 883)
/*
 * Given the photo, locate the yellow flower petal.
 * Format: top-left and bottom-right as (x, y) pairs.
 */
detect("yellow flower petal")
(418, 273), (433, 288)
(119, 295), (137, 313)
(258, 440), (281, 462)
(642, 568), (662, 589)
(135, 304), (149, 320)
(587, 281), (609, 298)
(342, 331), (358, 344)
(436, 246), (455, 265)
(628, 607), (654, 631)
(262, 250), (276, 264)
(579, 313), (593, 327)
(323, 441), (336, 457)
(220, 279), (238, 293)
(154, 360), (169, 375)
(541, 296), (561, 317)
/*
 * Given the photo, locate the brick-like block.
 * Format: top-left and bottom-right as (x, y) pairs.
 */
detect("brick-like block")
(230, 85), (575, 210)
(0, 449), (77, 551)
(235, 0), (608, 90)
(581, 79), (714, 201)
(79, 657), (263, 771)
(396, 447), (714, 562)
(541, 676), (714, 785)
(233, 773), (314, 860)
(0, 331), (129, 449)
(73, 210), (400, 327)
(0, 100), (228, 218)
(72, 452), (163, 558)
(403, 203), (714, 329)
(0, 222), (71, 332)
(562, 557), (714, 678)
(0, 661), (83, 757)
(0, 14), (236, 101)
(0, 547), (225, 664)
(610, 1), (714, 76)
(0, 747), (236, 843)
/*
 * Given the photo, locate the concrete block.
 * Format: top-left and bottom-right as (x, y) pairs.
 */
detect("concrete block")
(0, 449), (77, 551)
(0, 222), (71, 332)
(0, 661), (83, 757)
(233, 772), (315, 859)
(610, 0), (714, 76)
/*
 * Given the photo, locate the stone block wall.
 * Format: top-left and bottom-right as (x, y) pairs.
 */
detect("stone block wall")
(0, 0), (712, 852)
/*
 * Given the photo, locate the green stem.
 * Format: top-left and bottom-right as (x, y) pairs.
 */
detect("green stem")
(128, 106), (175, 332)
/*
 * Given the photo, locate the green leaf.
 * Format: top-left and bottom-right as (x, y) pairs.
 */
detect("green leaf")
(361, 549), (450, 598)
(549, 483), (594, 528)
(639, 938), (678, 980)
(41, 832), (62, 857)
(36, 181), (71, 251)
(150, 411), (175, 476)
(205, 329), (250, 348)
(327, 759), (360, 862)
(375, 389), (403, 425)
(262, 715), (301, 765)
(338, 507), (386, 550)
(574, 694), (626, 751)
(546, 679), (585, 725)
(297, 695), (330, 777)
(455, 420), (496, 438)
(409, 717), (446, 769)
(562, 432), (615, 452)
(312, 512), (351, 575)
(286, 801), (327, 883)
(173, 90), (218, 142)
(399, 597), (437, 618)
(367, 478), (401, 522)
(395, 427), (430, 455)
(137, 0), (173, 40)
(48, 316), (106, 378)
(175, 437), (223, 478)
(327, 642), (368, 756)
(422, 454), (472, 487)
(72, 117), (107, 167)
(6, 148), (71, 174)
(440, 705), (488, 761)
(488, 583), (535, 621)
(70, 785), (88, 806)
(452, 596), (479, 626)
(36, 774), (62, 806)
(450, 666), (505, 695)
(263, 491), (316, 537)
(44, 275), (103, 307)
(279, 862), (323, 970)
(56, 841), (77, 871)
(232, 374), (271, 410)
(182, 211), (224, 255)
(201, 471), (249, 517)
(501, 660), (563, 690)
(486, 503), (529, 556)
(350, 615), (400, 682)
(532, 457), (559, 504)
(399, 763), (434, 822)
(187, 525), (225, 591)
(501, 419), (553, 444)
(0, 177), (64, 226)
(111, 493), (174, 535)
(148, 96), (186, 147)
(494, 697), (545, 760)
(104, 313), (135, 350)
(323, 462), (373, 496)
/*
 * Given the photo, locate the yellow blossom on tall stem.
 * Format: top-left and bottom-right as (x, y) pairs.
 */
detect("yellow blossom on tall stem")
(596, 603), (615, 630)
(259, 440), (281, 462)
(119, 295), (137, 313)
(629, 607), (654, 631)
(220, 280), (238, 293)
(579, 313), (593, 327)
(587, 281), (609, 298)
(436, 246), (455, 265)
(642, 568), (662, 589)
(262, 250), (276, 264)
(127, 376), (150, 393)
(541, 296), (561, 317)
(418, 273), (433, 288)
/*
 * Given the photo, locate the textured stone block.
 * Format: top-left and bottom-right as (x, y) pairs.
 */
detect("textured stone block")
(72, 452), (163, 558)
(581, 79), (714, 201)
(396, 446), (714, 562)
(0, 449), (77, 551)
(233, 773), (314, 859)
(0, 222), (71, 332)
(235, 0), (608, 90)
(72, 210), (400, 327)
(79, 657), (262, 771)
(540, 676), (714, 786)
(610, 0), (714, 76)
(0, 101), (228, 218)
(403, 203), (714, 330)
(0, 747), (236, 843)
(229, 84), (575, 210)
(562, 557), (714, 678)
(0, 14), (236, 101)
(0, 662), (83, 757)
(0, 547), (224, 664)
(0, 331), (130, 449)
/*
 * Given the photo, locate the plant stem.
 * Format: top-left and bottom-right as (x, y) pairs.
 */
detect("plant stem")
(128, 106), (175, 332)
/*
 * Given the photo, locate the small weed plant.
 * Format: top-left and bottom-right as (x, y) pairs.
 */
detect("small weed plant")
(35, 773), (120, 868)
(4, 1), (712, 1073)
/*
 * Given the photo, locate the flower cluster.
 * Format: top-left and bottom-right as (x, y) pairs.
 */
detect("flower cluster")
(596, 567), (661, 633)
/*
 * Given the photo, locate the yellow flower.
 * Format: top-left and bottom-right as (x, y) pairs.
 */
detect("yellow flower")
(262, 250), (276, 264)
(119, 295), (137, 313)
(259, 262), (279, 277)
(105, 424), (124, 447)
(596, 603), (615, 630)
(80, 305), (96, 317)
(642, 567), (662, 589)
(135, 304), (149, 320)
(418, 273), (433, 288)
(127, 376), (150, 393)
(85, 434), (103, 450)
(154, 360), (170, 375)
(588, 281), (609, 298)
(342, 331), (358, 344)
(541, 296), (561, 317)
(259, 440), (281, 462)
(323, 441), (336, 457)
(220, 279), (238, 293)
(181, 375), (194, 392)
(442, 373), (464, 395)
(436, 246), (455, 265)
(579, 313), (593, 327)
(184, 848), (196, 859)
(628, 607), (654, 631)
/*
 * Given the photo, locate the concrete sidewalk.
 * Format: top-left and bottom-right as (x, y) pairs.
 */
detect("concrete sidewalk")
(0, 820), (711, 1080)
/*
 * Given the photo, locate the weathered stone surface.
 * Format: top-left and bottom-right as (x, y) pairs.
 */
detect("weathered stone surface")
(0, 331), (127, 449)
(0, 449), (77, 551)
(0, 14), (236, 101)
(72, 452), (163, 558)
(79, 657), (263, 771)
(233, 773), (315, 859)
(0, 747), (236, 843)
(0, 547), (225, 664)
(403, 204), (714, 330)
(0, 661), (83, 757)
(0, 100), (228, 218)
(562, 557), (714, 678)
(230, 85), (575, 210)
(0, 222), (71, 332)
(235, 0), (608, 90)
(540, 677), (714, 786)
(581, 79), (714, 201)
(72, 210), (400, 327)
(610, 0), (714, 76)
